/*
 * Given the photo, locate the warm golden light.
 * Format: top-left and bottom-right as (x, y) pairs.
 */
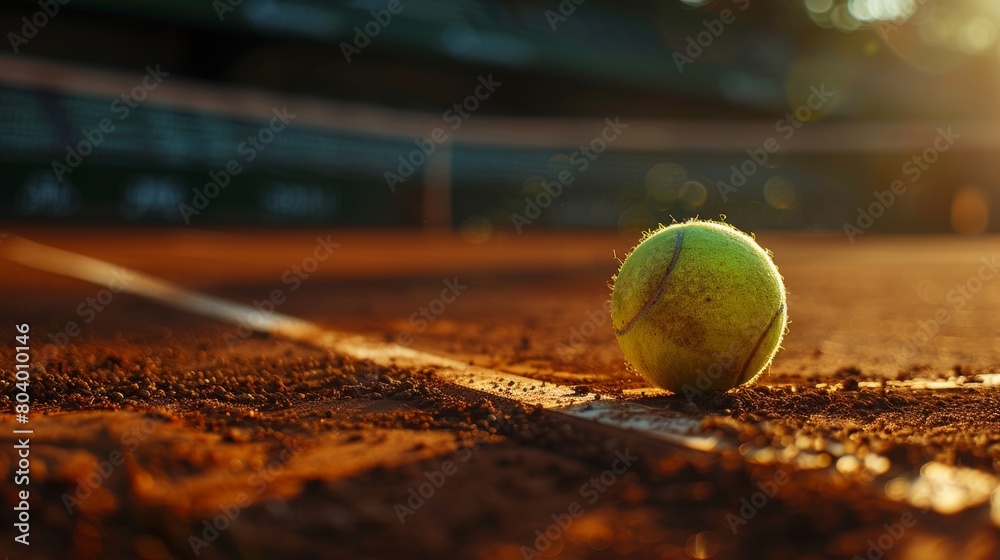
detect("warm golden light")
(848, 0), (917, 22)
(805, 0), (834, 14)
(764, 176), (799, 209)
(459, 215), (493, 243)
(950, 185), (990, 234)
(679, 181), (709, 210)
(958, 16), (997, 53)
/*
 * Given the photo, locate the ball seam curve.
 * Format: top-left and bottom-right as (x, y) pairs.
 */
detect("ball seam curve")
(735, 300), (786, 386)
(613, 229), (685, 337)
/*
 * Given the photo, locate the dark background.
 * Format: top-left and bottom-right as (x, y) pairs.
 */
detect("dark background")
(1, 0), (997, 234)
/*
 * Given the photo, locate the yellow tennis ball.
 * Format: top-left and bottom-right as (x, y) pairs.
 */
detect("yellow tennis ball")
(610, 220), (787, 394)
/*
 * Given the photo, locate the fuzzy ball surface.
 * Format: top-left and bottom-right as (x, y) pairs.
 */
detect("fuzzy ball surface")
(610, 220), (787, 394)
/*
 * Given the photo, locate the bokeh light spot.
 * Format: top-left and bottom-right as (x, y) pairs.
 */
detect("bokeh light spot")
(685, 531), (721, 559)
(950, 185), (989, 235)
(460, 215), (493, 243)
(848, 0), (916, 23)
(763, 176), (799, 209)
(679, 181), (709, 210)
(804, 0), (834, 14)
(832, 4), (862, 33)
(958, 16), (996, 54)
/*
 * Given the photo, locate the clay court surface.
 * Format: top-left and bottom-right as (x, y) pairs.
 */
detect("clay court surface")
(1, 228), (999, 559)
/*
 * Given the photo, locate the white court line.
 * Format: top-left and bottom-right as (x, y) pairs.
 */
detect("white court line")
(0, 235), (719, 451)
(3, 234), (997, 520)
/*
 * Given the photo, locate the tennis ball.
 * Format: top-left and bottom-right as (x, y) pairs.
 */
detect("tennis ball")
(610, 220), (787, 394)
